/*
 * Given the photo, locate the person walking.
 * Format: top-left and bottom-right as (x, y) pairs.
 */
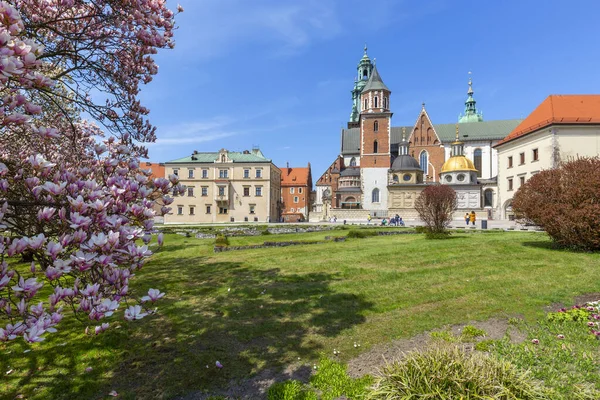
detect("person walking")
(469, 211), (476, 226)
(367, 213), (372, 225)
(465, 213), (470, 226)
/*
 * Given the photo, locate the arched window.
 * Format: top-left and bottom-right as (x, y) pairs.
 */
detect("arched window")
(374, 120), (379, 132)
(373, 140), (378, 153)
(393, 174), (399, 183)
(474, 148), (482, 177)
(374, 96), (379, 108)
(349, 157), (356, 167)
(484, 189), (493, 207)
(419, 150), (429, 175)
(372, 188), (380, 203)
(383, 97), (388, 109)
(364, 98), (368, 110)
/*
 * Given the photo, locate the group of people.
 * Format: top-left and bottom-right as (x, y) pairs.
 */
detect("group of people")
(465, 211), (477, 226)
(367, 214), (404, 226)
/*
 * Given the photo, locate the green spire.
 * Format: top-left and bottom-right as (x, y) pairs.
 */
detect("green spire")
(458, 72), (484, 123)
(350, 45), (374, 123)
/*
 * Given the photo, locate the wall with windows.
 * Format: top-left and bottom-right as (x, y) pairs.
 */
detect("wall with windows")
(443, 141), (500, 179)
(361, 168), (388, 212)
(163, 161), (280, 224)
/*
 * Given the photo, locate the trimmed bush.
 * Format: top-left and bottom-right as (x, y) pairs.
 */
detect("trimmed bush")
(214, 234), (229, 247)
(347, 229), (378, 238)
(512, 157), (600, 250)
(367, 344), (548, 399)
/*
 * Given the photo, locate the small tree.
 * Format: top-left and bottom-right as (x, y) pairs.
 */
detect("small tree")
(414, 185), (457, 236)
(513, 157), (600, 250)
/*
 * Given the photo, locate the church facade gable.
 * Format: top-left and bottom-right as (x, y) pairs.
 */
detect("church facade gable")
(408, 107), (445, 182)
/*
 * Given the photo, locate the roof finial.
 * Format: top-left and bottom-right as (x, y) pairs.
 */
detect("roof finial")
(455, 124), (459, 141)
(402, 127), (407, 141)
(467, 71), (473, 95)
(364, 43), (368, 55)
(422, 102), (426, 109)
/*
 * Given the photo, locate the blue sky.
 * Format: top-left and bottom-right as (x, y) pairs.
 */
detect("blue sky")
(142, 0), (600, 182)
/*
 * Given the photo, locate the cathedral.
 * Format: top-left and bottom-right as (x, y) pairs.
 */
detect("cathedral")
(313, 47), (522, 221)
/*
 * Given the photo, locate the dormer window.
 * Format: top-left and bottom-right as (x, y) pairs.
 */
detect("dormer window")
(221, 154), (226, 162)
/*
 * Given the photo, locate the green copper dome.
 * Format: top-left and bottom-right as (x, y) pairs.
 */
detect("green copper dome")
(458, 74), (483, 123)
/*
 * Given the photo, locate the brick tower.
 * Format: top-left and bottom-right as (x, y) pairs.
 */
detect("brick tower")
(359, 64), (392, 215)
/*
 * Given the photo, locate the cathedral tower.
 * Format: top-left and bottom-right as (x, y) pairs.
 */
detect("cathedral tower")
(359, 63), (392, 214)
(458, 72), (484, 123)
(349, 45), (374, 124)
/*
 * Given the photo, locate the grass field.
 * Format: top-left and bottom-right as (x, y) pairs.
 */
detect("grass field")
(1, 229), (600, 399)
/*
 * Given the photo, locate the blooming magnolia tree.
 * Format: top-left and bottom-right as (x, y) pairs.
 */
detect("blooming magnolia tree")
(0, 0), (183, 343)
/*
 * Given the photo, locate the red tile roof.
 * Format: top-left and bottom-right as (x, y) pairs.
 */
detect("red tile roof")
(144, 162), (165, 179)
(280, 166), (311, 186)
(496, 95), (600, 147)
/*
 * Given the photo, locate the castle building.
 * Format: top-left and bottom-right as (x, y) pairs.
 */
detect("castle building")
(164, 148), (281, 224)
(313, 48), (523, 221)
(494, 95), (600, 220)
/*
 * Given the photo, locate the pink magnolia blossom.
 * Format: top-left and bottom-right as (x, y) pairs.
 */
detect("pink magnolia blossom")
(141, 288), (165, 303)
(124, 305), (148, 321)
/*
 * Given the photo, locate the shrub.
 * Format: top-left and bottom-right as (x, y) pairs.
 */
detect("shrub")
(267, 381), (317, 400)
(462, 325), (487, 339)
(215, 234), (229, 247)
(414, 226), (427, 234)
(367, 344), (548, 399)
(347, 229), (378, 239)
(261, 229), (272, 235)
(512, 157), (600, 250)
(414, 185), (457, 236)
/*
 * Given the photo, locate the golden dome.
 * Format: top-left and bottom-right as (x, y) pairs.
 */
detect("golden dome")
(441, 156), (478, 173)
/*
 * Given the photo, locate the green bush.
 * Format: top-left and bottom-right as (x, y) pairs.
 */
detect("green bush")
(347, 229), (378, 239)
(414, 226), (426, 233)
(214, 234), (229, 247)
(261, 229), (272, 235)
(425, 230), (451, 240)
(267, 380), (317, 400)
(367, 344), (548, 399)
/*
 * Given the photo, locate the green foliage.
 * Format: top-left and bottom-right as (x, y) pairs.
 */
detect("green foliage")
(462, 325), (487, 339)
(346, 229), (378, 238)
(547, 308), (590, 322)
(268, 381), (317, 400)
(261, 229), (272, 236)
(414, 226), (426, 233)
(430, 329), (458, 343)
(367, 344), (549, 399)
(491, 316), (600, 399)
(268, 358), (373, 400)
(512, 157), (600, 250)
(475, 339), (498, 352)
(424, 230), (452, 240)
(214, 234), (229, 247)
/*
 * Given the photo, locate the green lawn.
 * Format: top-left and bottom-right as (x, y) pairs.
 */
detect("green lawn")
(1, 230), (600, 399)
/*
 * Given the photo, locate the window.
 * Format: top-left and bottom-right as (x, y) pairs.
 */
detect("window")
(244, 169), (250, 178)
(373, 140), (378, 153)
(383, 97), (388, 109)
(173, 169), (179, 176)
(294, 196), (299, 203)
(298, 188), (302, 194)
(364, 98), (368, 110)
(202, 169), (208, 178)
(393, 175), (399, 183)
(484, 189), (493, 207)
(255, 186), (262, 196)
(403, 174), (412, 181)
(187, 187), (194, 197)
(290, 208), (295, 212)
(419, 151), (429, 175)
(290, 187), (294, 194)
(508, 156), (513, 168)
(374, 120), (379, 132)
(520, 176), (525, 186)
(519, 153), (525, 165)
(374, 97), (379, 108)
(177, 206), (183, 215)
(249, 205), (255, 214)
(243, 187), (250, 196)
(218, 186), (225, 196)
(508, 178), (513, 191)
(457, 174), (466, 182)
(206, 205), (211, 214)
(473, 149), (482, 178)
(372, 188), (380, 203)
(349, 157), (356, 167)
(219, 169), (228, 178)
(189, 206), (195, 215)
(255, 169), (262, 178)
(219, 207), (228, 214)
(201, 186), (208, 196)
(221, 154), (226, 162)
(532, 148), (539, 161)
(188, 169), (194, 178)
(445, 175), (452, 182)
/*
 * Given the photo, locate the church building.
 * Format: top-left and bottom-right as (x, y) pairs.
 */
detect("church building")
(313, 47), (522, 221)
